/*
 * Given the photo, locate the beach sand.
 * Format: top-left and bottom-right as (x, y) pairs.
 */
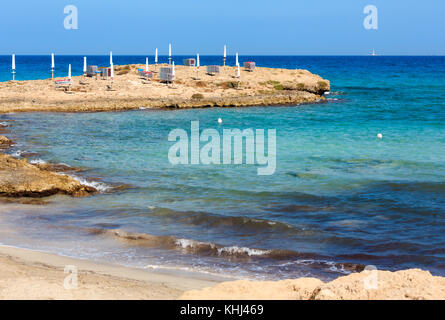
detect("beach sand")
(0, 244), (223, 300)
(1, 244), (443, 300)
(0, 64), (329, 113)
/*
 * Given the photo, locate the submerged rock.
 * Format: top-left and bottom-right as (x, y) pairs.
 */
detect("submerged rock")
(0, 154), (96, 197)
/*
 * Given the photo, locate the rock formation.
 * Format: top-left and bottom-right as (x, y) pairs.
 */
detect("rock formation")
(0, 154), (96, 197)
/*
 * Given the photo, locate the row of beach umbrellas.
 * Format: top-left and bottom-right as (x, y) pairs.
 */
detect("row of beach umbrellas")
(9, 45), (241, 80)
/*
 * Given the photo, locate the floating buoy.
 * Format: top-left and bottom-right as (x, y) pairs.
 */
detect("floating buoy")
(377, 133), (383, 139)
(218, 118), (222, 124)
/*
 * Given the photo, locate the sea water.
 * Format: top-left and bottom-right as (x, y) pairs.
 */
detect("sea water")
(0, 56), (444, 280)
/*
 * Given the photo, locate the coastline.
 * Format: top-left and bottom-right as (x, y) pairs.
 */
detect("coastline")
(0, 65), (329, 113)
(1, 244), (443, 300)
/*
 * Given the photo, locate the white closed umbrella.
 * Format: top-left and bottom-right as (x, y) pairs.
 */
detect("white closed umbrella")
(223, 45), (227, 66)
(83, 57), (87, 75)
(196, 54), (200, 79)
(110, 63), (114, 81)
(68, 64), (72, 80)
(235, 52), (238, 67)
(172, 61), (175, 77)
(145, 57), (149, 72)
(110, 51), (113, 65)
(51, 53), (55, 79)
(12, 54), (16, 80)
(155, 48), (158, 64)
(169, 44), (172, 64)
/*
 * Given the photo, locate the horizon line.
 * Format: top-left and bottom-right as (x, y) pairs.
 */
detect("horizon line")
(1, 54), (444, 57)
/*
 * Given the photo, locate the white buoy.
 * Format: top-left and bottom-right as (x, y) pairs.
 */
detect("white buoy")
(218, 118), (222, 124)
(377, 133), (383, 139)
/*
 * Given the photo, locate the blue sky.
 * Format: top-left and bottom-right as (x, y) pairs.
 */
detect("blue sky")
(0, 0), (444, 55)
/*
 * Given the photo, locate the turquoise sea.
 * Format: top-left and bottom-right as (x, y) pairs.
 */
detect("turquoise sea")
(1, 56), (444, 280)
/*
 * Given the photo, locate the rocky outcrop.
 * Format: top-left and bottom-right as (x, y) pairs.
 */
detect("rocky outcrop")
(0, 65), (329, 113)
(0, 136), (12, 149)
(180, 269), (445, 300)
(0, 154), (96, 197)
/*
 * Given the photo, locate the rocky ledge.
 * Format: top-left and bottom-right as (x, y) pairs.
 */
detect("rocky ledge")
(0, 65), (329, 113)
(0, 154), (96, 197)
(0, 136), (12, 149)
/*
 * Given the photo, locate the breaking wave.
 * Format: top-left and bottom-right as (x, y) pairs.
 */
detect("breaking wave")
(84, 227), (365, 272)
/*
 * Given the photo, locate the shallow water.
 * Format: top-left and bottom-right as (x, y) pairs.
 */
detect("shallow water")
(1, 56), (444, 281)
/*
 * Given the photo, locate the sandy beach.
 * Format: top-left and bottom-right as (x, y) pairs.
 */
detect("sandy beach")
(0, 64), (329, 113)
(1, 244), (443, 300)
(0, 244), (223, 300)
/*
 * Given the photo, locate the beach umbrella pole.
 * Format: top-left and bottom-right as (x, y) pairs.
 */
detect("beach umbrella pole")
(12, 70), (15, 81)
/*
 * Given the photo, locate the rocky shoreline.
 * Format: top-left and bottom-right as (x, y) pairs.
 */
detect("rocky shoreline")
(0, 122), (96, 198)
(0, 65), (329, 113)
(0, 154), (97, 197)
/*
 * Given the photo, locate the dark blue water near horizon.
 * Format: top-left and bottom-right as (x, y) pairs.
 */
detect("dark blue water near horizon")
(0, 55), (444, 281)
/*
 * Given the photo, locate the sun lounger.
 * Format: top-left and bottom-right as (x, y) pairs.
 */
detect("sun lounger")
(55, 79), (72, 89)
(86, 65), (98, 77)
(206, 65), (220, 75)
(138, 69), (154, 80)
(183, 58), (196, 67)
(159, 67), (175, 82)
(244, 62), (256, 72)
(99, 67), (111, 79)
